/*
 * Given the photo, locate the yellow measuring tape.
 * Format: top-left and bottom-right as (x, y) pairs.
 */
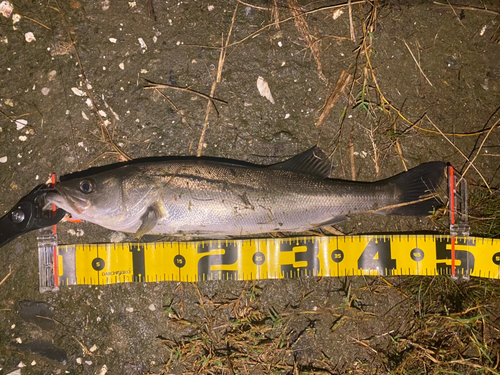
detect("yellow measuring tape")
(39, 235), (500, 289)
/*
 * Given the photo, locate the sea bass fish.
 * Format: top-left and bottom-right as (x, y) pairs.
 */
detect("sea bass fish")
(46, 148), (446, 237)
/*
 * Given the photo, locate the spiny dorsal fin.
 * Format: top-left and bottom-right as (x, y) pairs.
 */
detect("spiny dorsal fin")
(267, 147), (332, 178)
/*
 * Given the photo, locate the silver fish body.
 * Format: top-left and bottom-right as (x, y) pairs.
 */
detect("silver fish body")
(46, 148), (446, 237)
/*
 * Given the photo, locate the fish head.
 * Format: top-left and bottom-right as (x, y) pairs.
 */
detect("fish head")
(46, 175), (126, 226)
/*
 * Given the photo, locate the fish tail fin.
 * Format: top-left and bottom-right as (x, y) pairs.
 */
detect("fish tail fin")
(380, 161), (447, 216)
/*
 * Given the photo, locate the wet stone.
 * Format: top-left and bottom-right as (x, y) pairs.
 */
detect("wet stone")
(19, 301), (55, 331)
(15, 339), (67, 364)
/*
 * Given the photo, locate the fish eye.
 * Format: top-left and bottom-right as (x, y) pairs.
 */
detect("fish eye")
(79, 180), (94, 194)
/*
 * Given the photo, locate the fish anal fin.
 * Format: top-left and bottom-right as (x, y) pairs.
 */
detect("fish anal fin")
(267, 146), (333, 178)
(135, 205), (159, 238)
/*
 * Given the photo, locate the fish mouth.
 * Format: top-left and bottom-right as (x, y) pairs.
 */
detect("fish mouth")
(46, 188), (90, 216)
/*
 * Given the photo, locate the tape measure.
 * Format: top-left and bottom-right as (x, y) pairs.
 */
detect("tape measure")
(35, 165), (488, 291)
(37, 235), (500, 291)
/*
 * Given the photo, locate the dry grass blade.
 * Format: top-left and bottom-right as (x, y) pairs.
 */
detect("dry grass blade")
(197, 4), (238, 156)
(144, 81), (227, 105)
(235, 0), (270, 11)
(216, 1), (367, 50)
(359, 122), (380, 174)
(152, 88), (191, 128)
(145, 0), (157, 22)
(426, 115), (491, 192)
(460, 117), (500, 182)
(433, 1), (500, 16)
(287, 0), (327, 82)
(0, 266), (12, 287)
(445, 0), (468, 31)
(16, 12), (51, 30)
(403, 40), (433, 87)
(316, 70), (352, 128)
(272, 0), (280, 29)
(365, 194), (440, 214)
(348, 0), (356, 42)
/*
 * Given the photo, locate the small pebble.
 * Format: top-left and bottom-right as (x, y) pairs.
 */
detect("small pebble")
(148, 304), (156, 311)
(0, 156), (7, 163)
(24, 32), (35, 42)
(71, 87), (85, 96)
(126, 307), (134, 312)
(41, 87), (50, 95)
(89, 344), (97, 352)
(0, 1), (14, 18)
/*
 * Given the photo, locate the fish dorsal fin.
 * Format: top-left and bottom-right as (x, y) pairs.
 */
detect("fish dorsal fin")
(267, 147), (332, 178)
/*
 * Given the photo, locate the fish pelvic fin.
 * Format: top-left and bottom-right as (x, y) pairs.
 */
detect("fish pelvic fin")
(378, 161), (447, 216)
(134, 205), (160, 238)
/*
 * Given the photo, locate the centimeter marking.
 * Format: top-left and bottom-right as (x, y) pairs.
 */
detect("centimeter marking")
(46, 235), (500, 287)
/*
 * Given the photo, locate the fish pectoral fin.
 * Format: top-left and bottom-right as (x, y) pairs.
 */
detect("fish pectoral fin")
(134, 206), (159, 238)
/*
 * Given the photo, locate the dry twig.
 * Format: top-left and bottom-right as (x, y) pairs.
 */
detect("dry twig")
(316, 70), (352, 128)
(287, 0), (326, 82)
(197, 4), (238, 156)
(0, 266), (12, 287)
(426, 115), (491, 192)
(403, 40), (433, 87)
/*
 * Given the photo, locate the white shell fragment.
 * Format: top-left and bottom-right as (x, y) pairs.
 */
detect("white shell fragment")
(109, 37), (117, 43)
(138, 37), (147, 50)
(0, 156), (7, 163)
(97, 365), (108, 375)
(12, 13), (20, 23)
(24, 32), (36, 42)
(332, 9), (344, 20)
(256, 76), (275, 104)
(0, 1), (13, 18)
(15, 119), (27, 130)
(71, 87), (86, 96)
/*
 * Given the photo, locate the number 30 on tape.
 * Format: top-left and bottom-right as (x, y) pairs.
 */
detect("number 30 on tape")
(48, 235), (500, 287)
